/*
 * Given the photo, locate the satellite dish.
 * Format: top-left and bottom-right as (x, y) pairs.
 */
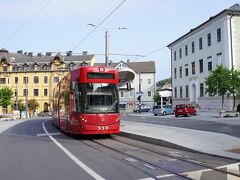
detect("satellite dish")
(118, 71), (135, 88)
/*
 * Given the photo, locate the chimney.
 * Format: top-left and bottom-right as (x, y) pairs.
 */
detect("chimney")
(127, 59), (130, 63)
(24, 52), (27, 55)
(67, 51), (72, 56)
(28, 52), (33, 57)
(46, 52), (52, 56)
(82, 51), (88, 55)
(17, 50), (23, 54)
(37, 53), (42, 57)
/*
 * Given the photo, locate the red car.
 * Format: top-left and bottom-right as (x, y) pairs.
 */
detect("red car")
(175, 104), (197, 117)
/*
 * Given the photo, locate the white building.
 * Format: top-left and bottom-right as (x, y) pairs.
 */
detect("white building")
(95, 61), (156, 111)
(168, 4), (240, 111)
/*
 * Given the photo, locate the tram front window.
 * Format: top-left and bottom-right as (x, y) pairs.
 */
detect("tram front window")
(83, 83), (119, 113)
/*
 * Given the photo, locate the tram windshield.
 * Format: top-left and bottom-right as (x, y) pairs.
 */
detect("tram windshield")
(79, 83), (119, 113)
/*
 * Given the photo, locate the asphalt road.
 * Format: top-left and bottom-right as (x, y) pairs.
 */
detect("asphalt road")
(121, 112), (240, 138)
(0, 118), (239, 180)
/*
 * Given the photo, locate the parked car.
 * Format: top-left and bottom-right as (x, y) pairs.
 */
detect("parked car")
(153, 105), (174, 116)
(37, 111), (52, 117)
(133, 105), (149, 112)
(175, 104), (196, 117)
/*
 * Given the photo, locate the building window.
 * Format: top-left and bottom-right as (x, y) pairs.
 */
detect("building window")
(217, 53), (222, 65)
(148, 91), (151, 97)
(13, 65), (19, 72)
(192, 42), (195, 53)
(174, 68), (177, 79)
(180, 86), (182, 98)
(53, 76), (59, 83)
(43, 65), (49, 71)
(69, 63), (75, 70)
(185, 68), (189, 77)
(120, 91), (124, 98)
(129, 91), (133, 98)
(199, 37), (203, 50)
(207, 33), (211, 46)
(185, 45), (188, 56)
(179, 48), (182, 59)
(44, 89), (48, 96)
(208, 61), (212, 71)
(180, 66), (182, 78)
(34, 76), (39, 84)
(15, 77), (18, 84)
(23, 89), (28, 96)
(147, 79), (151, 84)
(23, 77), (28, 84)
(174, 51), (176, 61)
(3, 66), (8, 72)
(199, 59), (203, 73)
(186, 85), (189, 98)
(217, 28), (221, 42)
(192, 62), (195, 75)
(0, 78), (6, 84)
(200, 83), (204, 97)
(34, 65), (38, 71)
(44, 76), (48, 84)
(33, 89), (39, 96)
(23, 65), (28, 71)
(174, 87), (177, 98)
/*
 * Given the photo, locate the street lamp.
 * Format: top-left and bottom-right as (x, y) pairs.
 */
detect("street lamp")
(87, 24), (126, 67)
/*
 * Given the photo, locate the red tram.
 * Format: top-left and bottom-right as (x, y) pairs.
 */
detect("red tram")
(52, 66), (120, 135)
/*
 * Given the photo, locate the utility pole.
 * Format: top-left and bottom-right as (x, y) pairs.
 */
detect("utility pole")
(15, 81), (18, 110)
(87, 24), (126, 67)
(25, 77), (29, 118)
(105, 30), (109, 67)
(138, 73), (142, 113)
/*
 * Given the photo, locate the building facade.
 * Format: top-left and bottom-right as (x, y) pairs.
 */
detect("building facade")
(0, 49), (96, 113)
(168, 4), (240, 111)
(96, 61), (156, 111)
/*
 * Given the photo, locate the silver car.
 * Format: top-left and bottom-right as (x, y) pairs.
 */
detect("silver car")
(153, 105), (174, 116)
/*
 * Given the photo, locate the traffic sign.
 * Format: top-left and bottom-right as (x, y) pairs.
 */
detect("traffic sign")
(136, 91), (143, 96)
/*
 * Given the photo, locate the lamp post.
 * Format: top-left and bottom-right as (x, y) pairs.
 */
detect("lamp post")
(87, 24), (126, 67)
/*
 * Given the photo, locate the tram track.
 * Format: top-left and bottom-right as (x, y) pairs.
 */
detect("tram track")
(76, 135), (240, 180)
(111, 135), (240, 178)
(78, 137), (193, 180)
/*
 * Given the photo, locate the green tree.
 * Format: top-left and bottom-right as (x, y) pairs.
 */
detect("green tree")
(0, 87), (14, 113)
(11, 99), (25, 112)
(205, 65), (231, 110)
(230, 69), (240, 110)
(153, 91), (161, 104)
(28, 99), (39, 112)
(156, 77), (171, 88)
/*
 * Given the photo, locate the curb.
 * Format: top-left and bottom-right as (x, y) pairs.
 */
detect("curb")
(119, 131), (240, 161)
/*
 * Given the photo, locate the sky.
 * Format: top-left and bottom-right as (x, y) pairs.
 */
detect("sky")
(0, 0), (239, 81)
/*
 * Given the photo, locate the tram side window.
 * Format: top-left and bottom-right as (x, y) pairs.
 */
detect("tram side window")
(74, 91), (81, 112)
(73, 83), (81, 113)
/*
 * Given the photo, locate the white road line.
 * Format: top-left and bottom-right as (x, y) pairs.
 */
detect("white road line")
(42, 120), (105, 180)
(156, 174), (175, 178)
(36, 132), (61, 137)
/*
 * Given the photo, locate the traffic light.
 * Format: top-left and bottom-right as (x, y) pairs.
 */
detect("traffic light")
(137, 95), (141, 102)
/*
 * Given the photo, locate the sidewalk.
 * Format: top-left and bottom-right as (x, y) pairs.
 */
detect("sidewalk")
(0, 119), (26, 134)
(120, 120), (240, 160)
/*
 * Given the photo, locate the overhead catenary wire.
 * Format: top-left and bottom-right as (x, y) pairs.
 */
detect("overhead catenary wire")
(1, 0), (53, 47)
(72, 0), (127, 51)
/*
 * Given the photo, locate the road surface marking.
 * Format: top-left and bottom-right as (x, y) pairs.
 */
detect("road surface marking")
(36, 132), (61, 137)
(42, 120), (105, 180)
(142, 164), (156, 170)
(124, 157), (138, 162)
